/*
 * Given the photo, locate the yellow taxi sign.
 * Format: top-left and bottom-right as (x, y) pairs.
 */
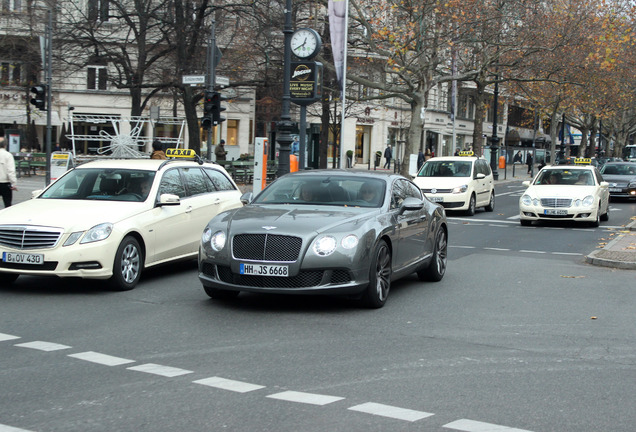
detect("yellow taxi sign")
(458, 151), (474, 157)
(574, 157), (591, 164)
(166, 148), (197, 158)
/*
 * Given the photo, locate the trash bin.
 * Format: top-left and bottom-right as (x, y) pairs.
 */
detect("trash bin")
(290, 154), (298, 172)
(498, 155), (506, 169)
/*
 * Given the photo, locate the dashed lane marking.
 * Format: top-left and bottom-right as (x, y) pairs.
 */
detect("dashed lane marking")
(348, 402), (434, 422)
(444, 418), (534, 431)
(0, 333), (20, 342)
(67, 351), (135, 366)
(193, 376), (265, 393)
(0, 424), (36, 432)
(266, 390), (345, 406)
(519, 250), (547, 254)
(483, 247), (510, 251)
(127, 363), (193, 377)
(14, 341), (71, 352)
(450, 246), (582, 256)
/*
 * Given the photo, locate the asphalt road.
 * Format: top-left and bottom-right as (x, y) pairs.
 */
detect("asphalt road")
(1, 181), (635, 432)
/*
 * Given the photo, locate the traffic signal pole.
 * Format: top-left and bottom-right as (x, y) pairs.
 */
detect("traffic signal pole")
(45, 9), (53, 185)
(206, 20), (216, 161)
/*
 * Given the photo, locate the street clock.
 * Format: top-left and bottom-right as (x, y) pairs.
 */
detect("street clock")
(291, 28), (322, 59)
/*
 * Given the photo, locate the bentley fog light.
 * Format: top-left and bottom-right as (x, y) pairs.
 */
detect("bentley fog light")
(210, 231), (226, 252)
(341, 234), (359, 249)
(80, 223), (113, 244)
(582, 195), (594, 207)
(313, 236), (337, 256)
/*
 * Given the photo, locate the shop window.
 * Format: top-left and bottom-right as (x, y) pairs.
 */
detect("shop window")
(226, 119), (238, 146)
(88, 0), (109, 22)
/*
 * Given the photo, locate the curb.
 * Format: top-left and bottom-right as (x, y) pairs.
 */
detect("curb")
(585, 220), (636, 270)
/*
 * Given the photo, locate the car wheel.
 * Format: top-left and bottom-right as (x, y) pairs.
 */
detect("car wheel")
(0, 273), (19, 285)
(204, 286), (240, 299)
(108, 236), (142, 291)
(417, 226), (447, 282)
(590, 205), (601, 227)
(466, 194), (476, 216)
(485, 192), (495, 212)
(520, 219), (532, 226)
(600, 204), (609, 222)
(361, 239), (391, 308)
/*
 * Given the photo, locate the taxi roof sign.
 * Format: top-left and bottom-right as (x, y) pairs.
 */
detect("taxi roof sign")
(574, 157), (592, 164)
(166, 148), (197, 158)
(458, 151), (474, 157)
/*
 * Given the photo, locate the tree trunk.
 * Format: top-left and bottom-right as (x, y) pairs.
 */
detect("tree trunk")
(472, 81), (487, 157)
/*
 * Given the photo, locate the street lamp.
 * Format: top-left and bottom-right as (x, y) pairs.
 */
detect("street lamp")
(275, 0), (294, 177)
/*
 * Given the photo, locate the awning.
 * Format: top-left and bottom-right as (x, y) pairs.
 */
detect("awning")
(0, 109), (63, 126)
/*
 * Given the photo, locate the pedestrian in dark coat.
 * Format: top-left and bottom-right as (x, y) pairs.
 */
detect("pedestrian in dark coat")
(383, 145), (392, 169)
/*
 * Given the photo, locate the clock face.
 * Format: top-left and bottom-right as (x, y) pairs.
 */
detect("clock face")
(291, 28), (321, 59)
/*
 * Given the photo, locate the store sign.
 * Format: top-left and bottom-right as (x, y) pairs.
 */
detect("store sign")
(290, 61), (323, 106)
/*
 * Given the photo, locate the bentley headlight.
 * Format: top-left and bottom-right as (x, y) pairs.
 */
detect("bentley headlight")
(451, 184), (468, 194)
(313, 236), (337, 256)
(80, 223), (113, 244)
(521, 194), (533, 206)
(341, 234), (359, 249)
(210, 231), (227, 252)
(582, 195), (594, 207)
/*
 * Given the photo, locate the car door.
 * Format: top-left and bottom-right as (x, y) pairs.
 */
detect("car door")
(391, 179), (430, 271)
(474, 160), (493, 206)
(593, 168), (610, 213)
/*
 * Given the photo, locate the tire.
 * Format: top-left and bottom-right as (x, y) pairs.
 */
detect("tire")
(600, 204), (609, 222)
(108, 236), (142, 291)
(590, 205), (601, 227)
(0, 273), (19, 285)
(466, 194), (476, 216)
(361, 239), (391, 308)
(520, 219), (532, 226)
(485, 192), (495, 212)
(204, 286), (240, 299)
(417, 226), (447, 282)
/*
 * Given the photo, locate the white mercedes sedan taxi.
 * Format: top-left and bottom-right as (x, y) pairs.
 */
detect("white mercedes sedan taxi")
(0, 156), (243, 290)
(519, 164), (610, 227)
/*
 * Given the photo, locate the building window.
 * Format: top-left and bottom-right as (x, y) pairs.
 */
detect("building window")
(88, 0), (109, 22)
(0, 62), (23, 85)
(1, 0), (21, 13)
(87, 66), (108, 90)
(227, 119), (238, 146)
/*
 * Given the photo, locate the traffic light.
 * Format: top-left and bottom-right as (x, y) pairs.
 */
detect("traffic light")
(204, 91), (215, 116)
(211, 92), (227, 124)
(30, 84), (47, 111)
(201, 116), (212, 130)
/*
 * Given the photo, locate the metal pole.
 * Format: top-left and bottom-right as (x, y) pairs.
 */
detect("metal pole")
(206, 20), (216, 161)
(489, 78), (500, 180)
(299, 106), (307, 169)
(276, 0), (294, 177)
(45, 9), (53, 186)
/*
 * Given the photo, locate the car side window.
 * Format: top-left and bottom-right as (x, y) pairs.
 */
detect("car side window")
(204, 168), (236, 191)
(159, 169), (186, 198)
(403, 180), (422, 200)
(594, 169), (603, 184)
(181, 167), (211, 197)
(391, 179), (419, 209)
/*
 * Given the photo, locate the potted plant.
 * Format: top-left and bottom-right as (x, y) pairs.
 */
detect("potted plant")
(346, 150), (354, 167)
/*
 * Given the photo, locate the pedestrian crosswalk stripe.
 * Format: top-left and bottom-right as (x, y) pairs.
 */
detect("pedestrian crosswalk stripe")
(14, 341), (71, 351)
(127, 363), (193, 377)
(68, 351), (135, 366)
(0, 423), (36, 432)
(0, 333), (20, 342)
(266, 390), (344, 405)
(444, 418), (534, 432)
(193, 376), (265, 393)
(348, 402), (433, 422)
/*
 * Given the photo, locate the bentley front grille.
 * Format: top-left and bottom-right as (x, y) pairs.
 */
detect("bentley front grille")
(232, 234), (302, 262)
(0, 225), (63, 250)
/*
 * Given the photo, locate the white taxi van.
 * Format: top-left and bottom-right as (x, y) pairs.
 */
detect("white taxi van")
(519, 159), (610, 227)
(413, 152), (495, 215)
(0, 150), (243, 290)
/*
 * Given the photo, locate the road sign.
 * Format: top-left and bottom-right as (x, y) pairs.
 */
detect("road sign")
(182, 75), (205, 85)
(216, 76), (230, 87)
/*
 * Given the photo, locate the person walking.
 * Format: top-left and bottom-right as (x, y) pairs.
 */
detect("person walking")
(215, 139), (228, 161)
(150, 140), (167, 160)
(526, 152), (533, 175)
(0, 137), (18, 208)
(383, 144), (392, 169)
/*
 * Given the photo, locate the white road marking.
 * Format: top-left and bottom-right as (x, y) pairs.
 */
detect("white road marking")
(444, 418), (534, 432)
(450, 245), (477, 249)
(14, 341), (71, 352)
(551, 252), (582, 256)
(507, 214), (520, 220)
(0, 424), (36, 432)
(519, 250), (547, 254)
(348, 402), (434, 422)
(0, 333), (20, 342)
(266, 390), (344, 406)
(127, 363), (193, 377)
(495, 189), (527, 197)
(484, 248), (510, 251)
(488, 224), (508, 228)
(68, 351), (135, 366)
(450, 217), (520, 224)
(193, 376), (265, 393)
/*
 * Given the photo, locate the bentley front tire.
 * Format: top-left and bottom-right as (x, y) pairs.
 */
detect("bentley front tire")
(418, 227), (447, 282)
(361, 239), (391, 308)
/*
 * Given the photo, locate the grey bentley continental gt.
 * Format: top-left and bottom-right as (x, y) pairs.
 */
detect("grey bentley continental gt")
(198, 170), (447, 308)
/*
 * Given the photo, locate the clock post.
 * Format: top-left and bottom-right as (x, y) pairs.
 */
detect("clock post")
(275, 0), (294, 178)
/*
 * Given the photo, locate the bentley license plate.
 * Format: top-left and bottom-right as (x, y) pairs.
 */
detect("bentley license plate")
(544, 209), (568, 216)
(2, 252), (44, 265)
(240, 263), (288, 277)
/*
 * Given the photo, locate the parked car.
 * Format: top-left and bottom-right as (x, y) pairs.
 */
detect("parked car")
(519, 165), (610, 227)
(413, 154), (495, 215)
(0, 157), (243, 290)
(198, 170), (448, 308)
(599, 162), (636, 200)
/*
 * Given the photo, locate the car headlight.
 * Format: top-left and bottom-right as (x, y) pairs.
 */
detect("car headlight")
(63, 231), (84, 247)
(341, 234), (359, 249)
(210, 231), (227, 252)
(80, 223), (113, 244)
(202, 227), (212, 244)
(451, 184), (468, 194)
(313, 236), (337, 256)
(582, 195), (594, 206)
(628, 181), (636, 188)
(521, 194), (533, 206)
